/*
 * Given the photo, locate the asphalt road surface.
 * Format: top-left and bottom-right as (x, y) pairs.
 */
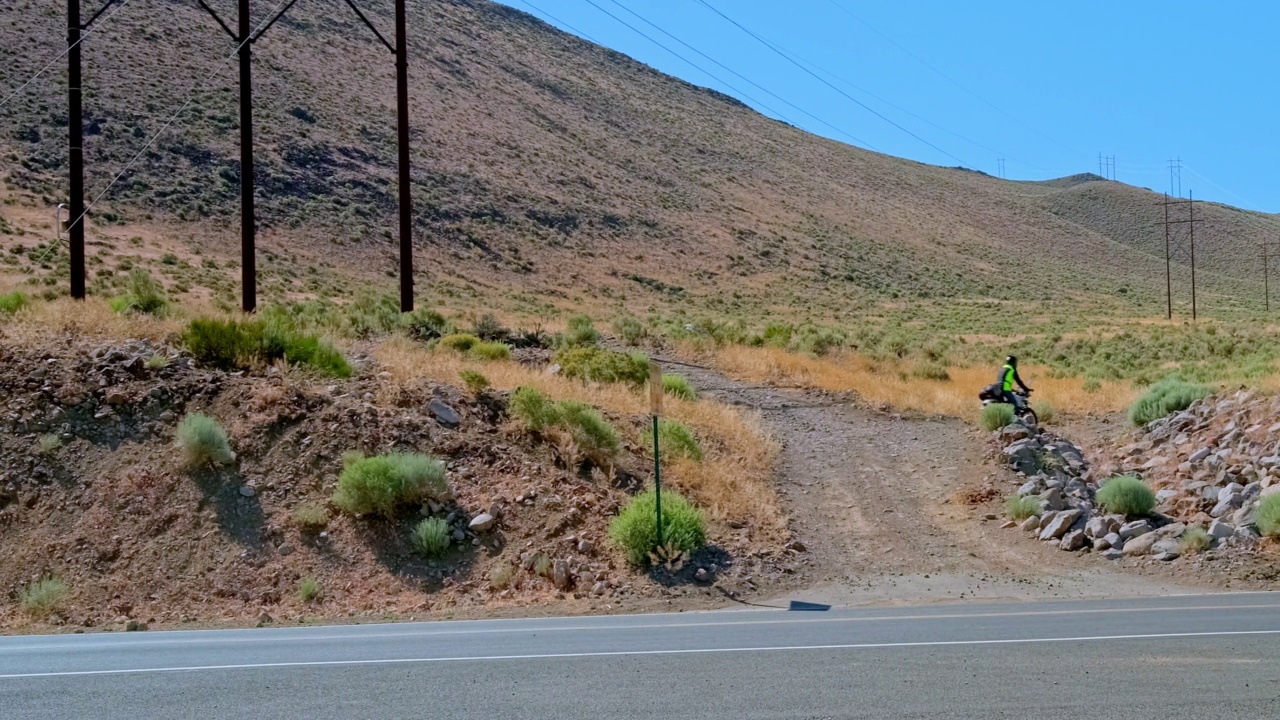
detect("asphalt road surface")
(2, 592), (1279, 719)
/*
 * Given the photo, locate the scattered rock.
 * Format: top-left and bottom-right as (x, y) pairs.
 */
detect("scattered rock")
(1121, 533), (1159, 557)
(1039, 509), (1081, 541)
(428, 398), (461, 428)
(1208, 520), (1235, 540)
(1119, 520), (1151, 539)
(468, 513), (496, 532)
(552, 560), (572, 590)
(1059, 530), (1087, 552)
(238, 485), (257, 498)
(1018, 516), (1040, 532)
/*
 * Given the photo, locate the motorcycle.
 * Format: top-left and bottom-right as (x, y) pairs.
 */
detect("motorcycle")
(978, 383), (1038, 426)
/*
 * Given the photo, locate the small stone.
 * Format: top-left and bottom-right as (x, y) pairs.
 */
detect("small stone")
(1085, 517), (1109, 539)
(105, 391), (129, 405)
(451, 529), (466, 541)
(1019, 516), (1041, 532)
(125, 620), (146, 632)
(428, 398), (461, 428)
(1152, 538), (1181, 557)
(591, 581), (608, 596)
(577, 539), (593, 554)
(1059, 530), (1087, 551)
(1119, 520), (1152, 539)
(256, 612), (273, 627)
(1102, 549), (1124, 561)
(1211, 494), (1243, 518)
(787, 539), (807, 552)
(1000, 520), (1017, 530)
(238, 485), (257, 498)
(1092, 536), (1112, 551)
(1039, 488), (1067, 513)
(1018, 479), (1042, 497)
(1104, 532), (1124, 550)
(1208, 520), (1235, 540)
(694, 568), (709, 582)
(553, 560), (572, 590)
(469, 513), (496, 532)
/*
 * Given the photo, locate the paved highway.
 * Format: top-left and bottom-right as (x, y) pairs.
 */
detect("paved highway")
(2, 592), (1278, 718)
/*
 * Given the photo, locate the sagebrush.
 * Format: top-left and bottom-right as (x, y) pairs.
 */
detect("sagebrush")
(177, 413), (235, 467)
(412, 517), (451, 557)
(1096, 475), (1156, 518)
(332, 452), (449, 518)
(979, 404), (1015, 431)
(609, 489), (706, 566)
(1128, 376), (1212, 426)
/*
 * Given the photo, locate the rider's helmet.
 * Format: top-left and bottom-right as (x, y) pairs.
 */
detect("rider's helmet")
(1006, 355), (1017, 367)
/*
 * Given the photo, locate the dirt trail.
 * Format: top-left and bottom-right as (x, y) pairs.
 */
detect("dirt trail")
(668, 360), (1217, 607)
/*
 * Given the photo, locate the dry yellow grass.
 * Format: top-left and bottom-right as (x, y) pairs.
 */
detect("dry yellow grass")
(713, 346), (1137, 418)
(375, 338), (784, 535)
(2, 297), (181, 346)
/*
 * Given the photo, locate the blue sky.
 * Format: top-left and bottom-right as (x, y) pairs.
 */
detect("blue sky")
(496, 0), (1276, 213)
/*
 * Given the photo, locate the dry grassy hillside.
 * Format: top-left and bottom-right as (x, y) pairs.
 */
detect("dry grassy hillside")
(1, 0), (1277, 321)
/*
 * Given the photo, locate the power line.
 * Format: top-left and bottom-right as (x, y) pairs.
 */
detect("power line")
(509, 0), (603, 44)
(822, 0), (1075, 154)
(576, 0), (800, 130)
(692, 0), (972, 168)
(597, 0), (877, 150)
(0, 0), (131, 111)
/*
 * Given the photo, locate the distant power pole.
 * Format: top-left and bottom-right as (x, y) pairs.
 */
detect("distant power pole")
(1168, 157), (1183, 197)
(1107, 155), (1115, 181)
(1157, 190), (1203, 320)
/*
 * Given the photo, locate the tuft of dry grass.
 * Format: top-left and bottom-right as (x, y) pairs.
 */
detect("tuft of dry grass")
(713, 346), (1137, 417)
(3, 297), (181, 347)
(375, 338), (783, 534)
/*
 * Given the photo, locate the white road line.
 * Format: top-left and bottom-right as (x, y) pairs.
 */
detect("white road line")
(4, 629), (1280, 679)
(6, 601), (1280, 651)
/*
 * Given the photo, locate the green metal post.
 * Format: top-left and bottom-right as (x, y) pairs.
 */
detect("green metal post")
(652, 413), (663, 547)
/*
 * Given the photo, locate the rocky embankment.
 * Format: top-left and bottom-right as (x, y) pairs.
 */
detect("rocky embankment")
(990, 403), (1270, 563)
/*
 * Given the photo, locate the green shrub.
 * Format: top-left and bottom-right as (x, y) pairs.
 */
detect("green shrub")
(563, 314), (600, 347)
(411, 517), (451, 557)
(470, 313), (509, 341)
(298, 577), (322, 603)
(1096, 475), (1156, 518)
(460, 370), (490, 394)
(1179, 526), (1213, 554)
(557, 401), (621, 463)
(110, 268), (168, 316)
(278, 333), (353, 378)
(979, 404), (1015, 431)
(655, 419), (703, 461)
(510, 387), (561, 431)
(404, 307), (451, 341)
(332, 452), (448, 518)
(1256, 494), (1280, 537)
(613, 316), (646, 345)
(1032, 400), (1055, 425)
(0, 291), (31, 315)
(1082, 378), (1102, 394)
(180, 318), (350, 377)
(911, 362), (951, 381)
(609, 489), (706, 566)
(19, 577), (67, 617)
(291, 503), (329, 529)
(182, 319), (256, 370)
(177, 413), (235, 467)
(340, 292), (404, 338)
(439, 333), (481, 353)
(1004, 495), (1041, 521)
(554, 346), (649, 386)
(661, 374), (697, 401)
(1127, 376), (1212, 426)
(145, 354), (170, 370)
(469, 341), (511, 361)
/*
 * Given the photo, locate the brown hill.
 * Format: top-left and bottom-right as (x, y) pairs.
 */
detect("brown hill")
(2, 0), (1278, 320)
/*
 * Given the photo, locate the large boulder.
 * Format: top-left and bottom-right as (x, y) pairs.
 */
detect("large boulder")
(1122, 533), (1160, 557)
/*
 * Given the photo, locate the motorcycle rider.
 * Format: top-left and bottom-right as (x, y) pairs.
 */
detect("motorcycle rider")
(997, 355), (1032, 411)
